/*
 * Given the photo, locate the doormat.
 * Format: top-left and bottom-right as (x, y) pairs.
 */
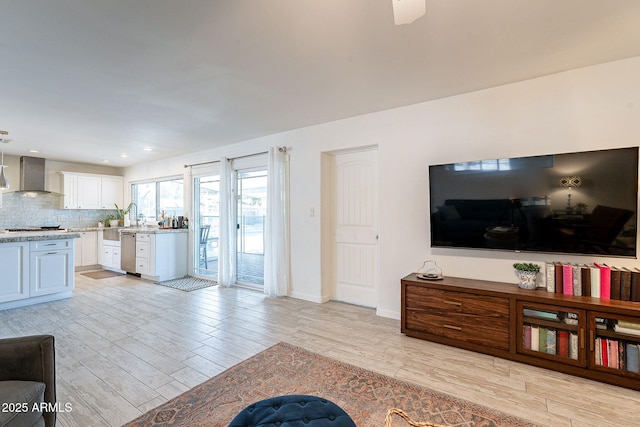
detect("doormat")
(123, 342), (539, 427)
(80, 270), (125, 279)
(155, 276), (217, 292)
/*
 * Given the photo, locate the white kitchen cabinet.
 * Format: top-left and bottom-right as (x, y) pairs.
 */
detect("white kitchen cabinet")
(102, 243), (122, 271)
(135, 232), (187, 281)
(29, 239), (74, 298)
(74, 231), (98, 267)
(60, 172), (124, 210)
(135, 233), (153, 276)
(100, 175), (124, 209)
(62, 173), (78, 209)
(77, 175), (101, 209)
(0, 242), (29, 303)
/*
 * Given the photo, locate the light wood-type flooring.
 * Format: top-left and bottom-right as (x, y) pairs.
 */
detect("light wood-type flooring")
(1, 272), (639, 427)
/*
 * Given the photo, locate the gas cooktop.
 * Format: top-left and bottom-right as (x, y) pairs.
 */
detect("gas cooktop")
(5, 226), (64, 232)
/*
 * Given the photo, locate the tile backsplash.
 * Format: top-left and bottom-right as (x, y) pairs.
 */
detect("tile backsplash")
(0, 191), (115, 229)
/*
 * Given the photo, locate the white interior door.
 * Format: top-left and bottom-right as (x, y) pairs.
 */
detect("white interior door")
(332, 148), (378, 307)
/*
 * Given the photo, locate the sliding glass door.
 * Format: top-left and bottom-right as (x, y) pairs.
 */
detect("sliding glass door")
(236, 168), (267, 286)
(193, 175), (220, 278)
(190, 157), (267, 286)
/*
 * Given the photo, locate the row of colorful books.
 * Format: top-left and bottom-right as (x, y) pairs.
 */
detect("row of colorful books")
(522, 325), (579, 360)
(543, 262), (640, 301)
(595, 338), (640, 372)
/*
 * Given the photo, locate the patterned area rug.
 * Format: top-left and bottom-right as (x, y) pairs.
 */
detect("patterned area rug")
(155, 276), (217, 292)
(122, 342), (538, 427)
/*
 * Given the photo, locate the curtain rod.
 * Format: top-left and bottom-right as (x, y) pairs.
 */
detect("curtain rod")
(184, 147), (287, 168)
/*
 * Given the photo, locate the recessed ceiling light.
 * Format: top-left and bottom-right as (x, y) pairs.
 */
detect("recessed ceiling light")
(103, 160), (110, 163)
(120, 154), (128, 158)
(143, 147), (153, 152)
(29, 149), (39, 153)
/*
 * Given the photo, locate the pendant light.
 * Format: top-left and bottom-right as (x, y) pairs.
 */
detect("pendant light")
(0, 130), (9, 190)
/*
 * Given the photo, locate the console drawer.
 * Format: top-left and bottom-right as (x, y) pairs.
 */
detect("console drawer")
(405, 310), (510, 349)
(404, 285), (510, 350)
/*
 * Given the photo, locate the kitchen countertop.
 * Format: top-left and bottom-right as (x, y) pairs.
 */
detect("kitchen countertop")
(119, 227), (188, 234)
(0, 230), (81, 243)
(66, 226), (188, 234)
(0, 226), (189, 243)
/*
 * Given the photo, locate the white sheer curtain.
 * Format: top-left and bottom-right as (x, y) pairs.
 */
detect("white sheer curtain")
(264, 147), (290, 296)
(218, 157), (236, 287)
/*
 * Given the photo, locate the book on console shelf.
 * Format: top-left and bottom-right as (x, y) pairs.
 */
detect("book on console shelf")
(627, 343), (640, 373)
(546, 328), (556, 355)
(621, 267), (632, 301)
(523, 308), (560, 321)
(531, 325), (540, 352)
(545, 262), (555, 293)
(595, 263), (611, 300)
(595, 317), (609, 330)
(569, 332), (579, 360)
(555, 262), (564, 295)
(613, 325), (640, 337)
(590, 264), (601, 299)
(632, 268), (640, 302)
(523, 325), (532, 350)
(562, 312), (579, 325)
(581, 264), (591, 297)
(618, 320), (640, 330)
(572, 264), (582, 296)
(610, 266), (621, 300)
(562, 264), (573, 295)
(557, 330), (569, 357)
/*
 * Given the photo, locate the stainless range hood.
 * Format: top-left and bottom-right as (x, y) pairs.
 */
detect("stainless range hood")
(20, 156), (48, 192)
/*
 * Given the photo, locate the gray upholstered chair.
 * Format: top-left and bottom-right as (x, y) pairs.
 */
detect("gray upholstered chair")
(0, 335), (56, 427)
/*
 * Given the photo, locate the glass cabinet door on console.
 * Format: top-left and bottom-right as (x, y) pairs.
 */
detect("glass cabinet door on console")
(517, 302), (586, 367)
(589, 312), (640, 377)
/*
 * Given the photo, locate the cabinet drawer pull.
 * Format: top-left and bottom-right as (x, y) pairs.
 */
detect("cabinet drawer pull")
(443, 324), (462, 331)
(444, 300), (462, 306)
(47, 252), (58, 255)
(44, 243), (57, 246)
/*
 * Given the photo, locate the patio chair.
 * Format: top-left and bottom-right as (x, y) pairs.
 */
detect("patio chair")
(200, 225), (211, 269)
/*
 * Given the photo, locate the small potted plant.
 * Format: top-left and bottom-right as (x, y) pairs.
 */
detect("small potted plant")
(513, 263), (541, 289)
(114, 202), (135, 226)
(105, 214), (119, 228)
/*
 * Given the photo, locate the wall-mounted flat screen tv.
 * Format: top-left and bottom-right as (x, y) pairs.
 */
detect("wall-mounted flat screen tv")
(429, 147), (638, 258)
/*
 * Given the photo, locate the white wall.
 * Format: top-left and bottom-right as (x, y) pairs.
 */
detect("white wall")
(124, 56), (640, 320)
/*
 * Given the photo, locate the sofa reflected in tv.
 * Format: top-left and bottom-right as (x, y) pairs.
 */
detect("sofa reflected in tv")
(431, 198), (635, 257)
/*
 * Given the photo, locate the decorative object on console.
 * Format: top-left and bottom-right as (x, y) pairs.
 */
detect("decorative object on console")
(513, 262), (541, 289)
(417, 260), (443, 280)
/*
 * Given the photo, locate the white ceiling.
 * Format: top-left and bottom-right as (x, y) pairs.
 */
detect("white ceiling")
(2, 0), (640, 167)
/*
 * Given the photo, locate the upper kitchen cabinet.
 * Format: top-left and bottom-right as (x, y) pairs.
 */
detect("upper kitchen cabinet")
(100, 175), (124, 209)
(60, 172), (124, 210)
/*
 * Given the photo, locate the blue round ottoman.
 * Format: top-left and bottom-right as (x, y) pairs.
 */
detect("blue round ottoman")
(228, 394), (356, 427)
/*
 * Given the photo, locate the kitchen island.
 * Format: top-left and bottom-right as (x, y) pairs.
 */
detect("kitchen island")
(120, 228), (188, 282)
(0, 230), (80, 310)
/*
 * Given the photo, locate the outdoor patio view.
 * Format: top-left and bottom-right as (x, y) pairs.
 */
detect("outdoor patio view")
(195, 169), (267, 287)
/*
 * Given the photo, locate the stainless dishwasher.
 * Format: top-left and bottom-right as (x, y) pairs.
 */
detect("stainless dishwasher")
(120, 232), (137, 274)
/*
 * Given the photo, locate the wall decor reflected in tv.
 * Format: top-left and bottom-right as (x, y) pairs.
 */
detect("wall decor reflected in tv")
(429, 147), (638, 258)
